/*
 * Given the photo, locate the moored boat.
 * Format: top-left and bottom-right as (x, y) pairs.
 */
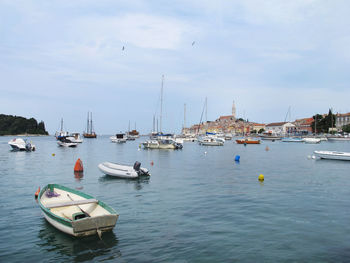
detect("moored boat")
(98, 161), (150, 178)
(38, 184), (118, 237)
(314, 151), (350, 161)
(8, 138), (36, 151)
(83, 112), (97, 138)
(57, 139), (78, 147)
(142, 138), (183, 149)
(281, 137), (303, 142)
(236, 138), (261, 144)
(110, 133), (127, 143)
(303, 138), (321, 144)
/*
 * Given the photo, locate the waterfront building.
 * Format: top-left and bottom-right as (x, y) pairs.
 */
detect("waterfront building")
(336, 113), (350, 130)
(265, 122), (296, 135)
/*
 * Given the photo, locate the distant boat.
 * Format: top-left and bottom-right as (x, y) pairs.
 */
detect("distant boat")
(55, 118), (69, 140)
(303, 138), (321, 144)
(314, 151), (350, 161)
(83, 112), (97, 138)
(57, 139), (78, 147)
(236, 138), (261, 144)
(8, 138), (35, 151)
(198, 132), (225, 146)
(143, 138), (183, 149)
(327, 135), (350, 141)
(281, 137), (303, 142)
(98, 161), (150, 178)
(110, 133), (127, 143)
(38, 184), (118, 237)
(66, 133), (83, 143)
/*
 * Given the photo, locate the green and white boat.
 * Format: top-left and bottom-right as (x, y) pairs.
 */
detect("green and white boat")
(38, 184), (118, 237)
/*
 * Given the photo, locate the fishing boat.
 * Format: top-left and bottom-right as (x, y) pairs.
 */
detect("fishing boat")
(8, 138), (36, 151)
(83, 112), (97, 138)
(110, 133), (127, 143)
(98, 161), (150, 178)
(38, 184), (118, 237)
(314, 151), (350, 161)
(302, 138), (321, 144)
(236, 138), (261, 144)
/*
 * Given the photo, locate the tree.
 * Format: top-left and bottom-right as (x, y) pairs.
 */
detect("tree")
(258, 128), (265, 134)
(343, 124), (350, 133)
(311, 109), (336, 134)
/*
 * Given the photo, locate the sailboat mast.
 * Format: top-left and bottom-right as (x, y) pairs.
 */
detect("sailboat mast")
(205, 97), (207, 129)
(86, 112), (89, 133)
(61, 118), (63, 132)
(160, 75), (164, 133)
(90, 112), (93, 133)
(184, 103), (186, 129)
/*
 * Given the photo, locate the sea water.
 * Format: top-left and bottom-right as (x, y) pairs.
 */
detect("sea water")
(0, 136), (350, 262)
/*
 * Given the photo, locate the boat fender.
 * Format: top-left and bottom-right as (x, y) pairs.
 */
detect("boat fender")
(74, 158), (84, 172)
(234, 155), (240, 162)
(35, 187), (40, 199)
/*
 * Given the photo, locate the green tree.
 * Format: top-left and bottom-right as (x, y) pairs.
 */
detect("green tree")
(342, 124), (350, 133)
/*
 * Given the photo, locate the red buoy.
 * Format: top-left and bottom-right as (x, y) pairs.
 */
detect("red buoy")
(150, 161), (154, 166)
(35, 187), (40, 199)
(74, 158), (84, 172)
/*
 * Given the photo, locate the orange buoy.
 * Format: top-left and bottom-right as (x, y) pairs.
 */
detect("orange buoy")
(35, 187), (40, 199)
(74, 158), (84, 172)
(150, 161), (154, 166)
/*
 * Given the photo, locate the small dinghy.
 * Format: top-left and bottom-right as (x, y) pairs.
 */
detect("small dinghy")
(38, 184), (118, 237)
(98, 161), (150, 179)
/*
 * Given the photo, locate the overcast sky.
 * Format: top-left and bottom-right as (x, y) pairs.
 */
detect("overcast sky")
(1, 0), (350, 134)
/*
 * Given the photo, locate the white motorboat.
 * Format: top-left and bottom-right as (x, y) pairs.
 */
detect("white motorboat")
(281, 137), (303, 142)
(110, 133), (127, 143)
(8, 138), (36, 151)
(198, 136), (224, 146)
(57, 139), (78, 147)
(98, 161), (150, 178)
(314, 151), (350, 161)
(38, 184), (118, 237)
(303, 138), (321, 144)
(66, 133), (83, 143)
(142, 138), (183, 149)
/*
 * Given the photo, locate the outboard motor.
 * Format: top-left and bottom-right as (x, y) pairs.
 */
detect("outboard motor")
(133, 161), (141, 172)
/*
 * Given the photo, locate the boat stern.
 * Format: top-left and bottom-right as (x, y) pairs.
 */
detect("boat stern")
(71, 214), (119, 237)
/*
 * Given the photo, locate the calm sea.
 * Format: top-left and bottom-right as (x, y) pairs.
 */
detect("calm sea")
(1, 135), (350, 262)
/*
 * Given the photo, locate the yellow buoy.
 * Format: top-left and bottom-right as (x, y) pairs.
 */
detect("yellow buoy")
(258, 174), (264, 181)
(52, 153), (55, 156)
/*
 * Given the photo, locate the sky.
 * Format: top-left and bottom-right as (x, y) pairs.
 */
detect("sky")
(1, 0), (350, 134)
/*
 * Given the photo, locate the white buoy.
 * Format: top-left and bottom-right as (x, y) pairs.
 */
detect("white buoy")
(204, 151), (207, 155)
(312, 155), (316, 159)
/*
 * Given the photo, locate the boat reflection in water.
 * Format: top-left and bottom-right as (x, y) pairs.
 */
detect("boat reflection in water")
(99, 174), (150, 191)
(37, 220), (120, 262)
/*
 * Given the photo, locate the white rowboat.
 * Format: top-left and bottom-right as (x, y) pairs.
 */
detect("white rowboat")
(38, 184), (118, 237)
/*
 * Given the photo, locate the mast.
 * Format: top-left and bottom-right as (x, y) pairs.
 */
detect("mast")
(61, 118), (63, 132)
(86, 112), (89, 133)
(160, 75), (164, 133)
(128, 120), (130, 132)
(153, 115), (155, 133)
(184, 103), (186, 130)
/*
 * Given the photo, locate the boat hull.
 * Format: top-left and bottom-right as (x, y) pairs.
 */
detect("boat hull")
(314, 151), (350, 161)
(236, 140), (260, 144)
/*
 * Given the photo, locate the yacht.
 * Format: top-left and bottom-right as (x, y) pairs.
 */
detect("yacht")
(8, 138), (36, 151)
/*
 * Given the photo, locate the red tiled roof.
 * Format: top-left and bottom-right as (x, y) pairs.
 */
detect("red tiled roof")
(266, 122), (287, 127)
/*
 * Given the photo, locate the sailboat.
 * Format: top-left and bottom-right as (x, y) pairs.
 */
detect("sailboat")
(143, 75), (183, 149)
(197, 98), (225, 146)
(55, 118), (69, 140)
(83, 112), (97, 138)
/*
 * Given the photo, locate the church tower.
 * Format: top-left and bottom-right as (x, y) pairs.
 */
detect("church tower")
(232, 100), (236, 119)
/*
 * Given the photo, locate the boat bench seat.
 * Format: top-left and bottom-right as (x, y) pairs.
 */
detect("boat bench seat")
(46, 199), (98, 209)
